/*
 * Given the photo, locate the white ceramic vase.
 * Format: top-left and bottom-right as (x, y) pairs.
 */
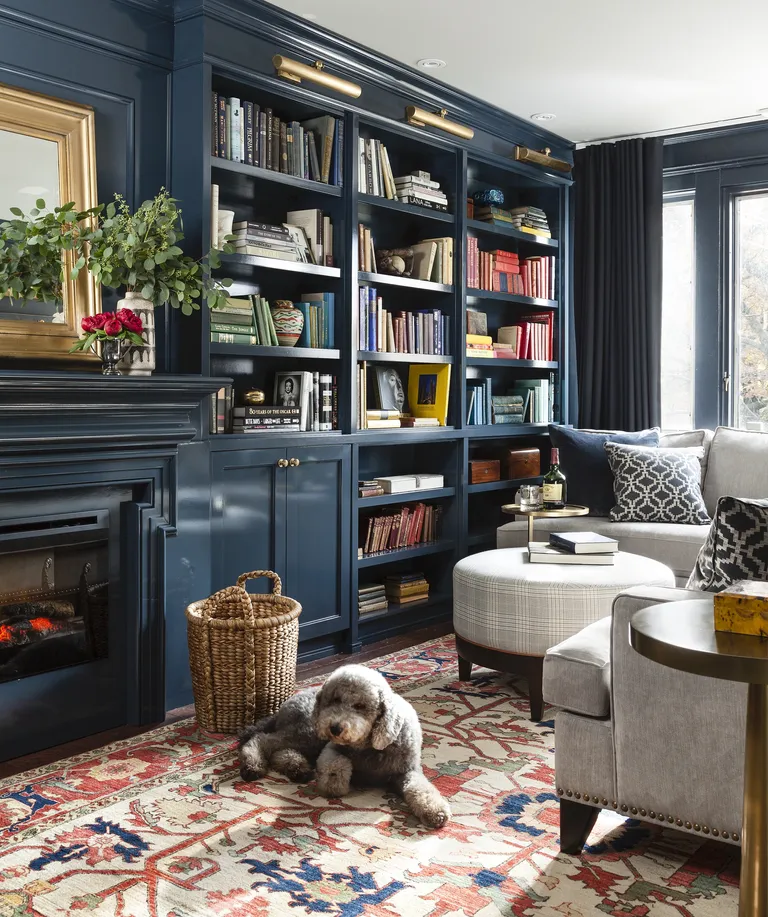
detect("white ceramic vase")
(118, 291), (156, 375)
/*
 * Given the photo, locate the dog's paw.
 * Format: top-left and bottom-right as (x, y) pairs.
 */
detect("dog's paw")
(420, 800), (451, 830)
(239, 765), (265, 782)
(316, 777), (350, 798)
(289, 766), (315, 784)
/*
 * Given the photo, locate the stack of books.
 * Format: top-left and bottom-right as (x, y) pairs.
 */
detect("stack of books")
(231, 405), (301, 434)
(358, 137), (397, 198)
(358, 287), (449, 355)
(212, 94), (343, 185)
(222, 371), (338, 434)
(466, 242), (521, 293)
(507, 205), (551, 238)
(210, 383), (234, 434)
(528, 532), (619, 565)
(521, 256), (556, 300)
(210, 296), (271, 346)
(231, 220), (314, 264)
(385, 573), (430, 606)
(358, 584), (388, 617)
(485, 314), (554, 361)
(491, 395), (524, 425)
(394, 171), (448, 212)
(358, 503), (441, 557)
(466, 332), (493, 359)
(359, 480), (386, 498)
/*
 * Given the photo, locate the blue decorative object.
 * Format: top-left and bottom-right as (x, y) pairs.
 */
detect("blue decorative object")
(473, 188), (505, 205)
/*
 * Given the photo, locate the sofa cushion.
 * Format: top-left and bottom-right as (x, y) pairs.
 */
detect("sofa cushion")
(604, 443), (710, 524)
(702, 426), (768, 516)
(548, 425), (660, 517)
(497, 515), (710, 583)
(687, 495), (768, 591)
(543, 616), (612, 717)
(659, 428), (714, 482)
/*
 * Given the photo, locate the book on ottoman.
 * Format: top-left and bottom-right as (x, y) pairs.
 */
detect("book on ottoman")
(549, 532), (619, 554)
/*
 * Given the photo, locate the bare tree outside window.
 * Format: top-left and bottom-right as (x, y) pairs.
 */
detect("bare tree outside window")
(734, 193), (768, 431)
(661, 198), (695, 429)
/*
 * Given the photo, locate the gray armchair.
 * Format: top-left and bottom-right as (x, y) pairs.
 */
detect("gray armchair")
(543, 585), (746, 853)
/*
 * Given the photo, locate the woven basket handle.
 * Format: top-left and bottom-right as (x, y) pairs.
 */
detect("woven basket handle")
(236, 570), (283, 595)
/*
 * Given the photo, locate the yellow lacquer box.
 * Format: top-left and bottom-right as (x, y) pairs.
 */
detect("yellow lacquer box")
(714, 580), (768, 636)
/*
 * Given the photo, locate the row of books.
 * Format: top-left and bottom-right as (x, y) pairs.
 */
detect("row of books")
(465, 313), (554, 361)
(358, 227), (454, 285)
(359, 503), (442, 557)
(210, 293), (335, 349)
(358, 288), (449, 355)
(471, 202), (552, 238)
(466, 240), (556, 300)
(357, 573), (430, 616)
(231, 214), (333, 266)
(358, 141), (449, 213)
(209, 375), (340, 434)
(466, 375), (554, 425)
(211, 93), (343, 185)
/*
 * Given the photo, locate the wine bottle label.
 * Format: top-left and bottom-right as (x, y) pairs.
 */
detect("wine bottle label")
(542, 483), (563, 502)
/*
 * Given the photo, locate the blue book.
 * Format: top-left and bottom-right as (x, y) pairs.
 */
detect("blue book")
(368, 287), (377, 351)
(301, 292), (335, 348)
(359, 287), (367, 350)
(325, 292), (335, 348)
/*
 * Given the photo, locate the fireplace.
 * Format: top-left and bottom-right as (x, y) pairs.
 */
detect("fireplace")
(0, 371), (219, 764)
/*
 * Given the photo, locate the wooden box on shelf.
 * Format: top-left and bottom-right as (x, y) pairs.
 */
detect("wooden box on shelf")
(506, 448), (540, 479)
(469, 460), (500, 484)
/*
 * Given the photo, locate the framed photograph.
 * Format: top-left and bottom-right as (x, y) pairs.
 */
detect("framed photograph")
(273, 372), (302, 408)
(408, 364), (451, 425)
(375, 366), (406, 414)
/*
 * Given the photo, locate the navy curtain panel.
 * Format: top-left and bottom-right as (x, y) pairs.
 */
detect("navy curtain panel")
(573, 137), (663, 430)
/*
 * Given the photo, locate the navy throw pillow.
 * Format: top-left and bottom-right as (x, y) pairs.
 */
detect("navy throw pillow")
(548, 425), (661, 516)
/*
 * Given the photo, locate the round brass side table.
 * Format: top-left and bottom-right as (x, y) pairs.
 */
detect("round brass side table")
(631, 599), (768, 917)
(500, 502), (589, 543)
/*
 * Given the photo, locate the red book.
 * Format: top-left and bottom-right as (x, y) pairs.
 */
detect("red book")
(518, 322), (531, 360)
(490, 249), (519, 262)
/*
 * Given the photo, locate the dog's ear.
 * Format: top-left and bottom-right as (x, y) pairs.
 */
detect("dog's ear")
(311, 685), (324, 729)
(371, 686), (405, 750)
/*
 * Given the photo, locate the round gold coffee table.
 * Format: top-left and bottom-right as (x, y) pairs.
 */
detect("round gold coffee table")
(631, 599), (768, 917)
(500, 502), (589, 543)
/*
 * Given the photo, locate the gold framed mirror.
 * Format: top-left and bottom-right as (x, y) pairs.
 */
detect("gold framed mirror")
(0, 83), (100, 359)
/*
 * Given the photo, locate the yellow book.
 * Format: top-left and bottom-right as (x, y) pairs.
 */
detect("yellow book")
(466, 333), (493, 345)
(407, 364), (451, 426)
(519, 226), (552, 239)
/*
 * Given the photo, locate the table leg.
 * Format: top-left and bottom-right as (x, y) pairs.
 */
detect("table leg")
(740, 682), (768, 917)
(527, 515), (534, 543)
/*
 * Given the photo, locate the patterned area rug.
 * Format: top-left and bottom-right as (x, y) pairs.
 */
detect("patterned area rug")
(0, 636), (739, 916)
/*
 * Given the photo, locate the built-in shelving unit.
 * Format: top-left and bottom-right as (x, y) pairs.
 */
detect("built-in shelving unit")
(172, 47), (572, 656)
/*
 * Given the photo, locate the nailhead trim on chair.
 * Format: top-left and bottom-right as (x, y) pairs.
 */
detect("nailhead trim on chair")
(556, 788), (739, 843)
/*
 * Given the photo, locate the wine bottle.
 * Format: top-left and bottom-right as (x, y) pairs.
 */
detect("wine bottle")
(542, 447), (566, 509)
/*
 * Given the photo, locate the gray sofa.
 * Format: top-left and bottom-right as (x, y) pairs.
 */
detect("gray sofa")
(497, 426), (768, 584)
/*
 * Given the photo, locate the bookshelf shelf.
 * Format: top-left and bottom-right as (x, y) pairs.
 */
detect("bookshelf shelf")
(466, 424), (550, 438)
(211, 156), (343, 197)
(358, 351), (452, 365)
(219, 252), (341, 278)
(465, 358), (558, 369)
(357, 193), (455, 224)
(466, 218), (559, 249)
(357, 486), (456, 507)
(358, 592), (450, 624)
(358, 271), (453, 293)
(357, 540), (454, 568)
(467, 478), (542, 494)
(210, 343), (341, 360)
(355, 427), (458, 441)
(466, 289), (558, 309)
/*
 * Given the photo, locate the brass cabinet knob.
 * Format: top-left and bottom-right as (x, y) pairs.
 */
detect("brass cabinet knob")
(289, 457), (300, 467)
(277, 458), (289, 468)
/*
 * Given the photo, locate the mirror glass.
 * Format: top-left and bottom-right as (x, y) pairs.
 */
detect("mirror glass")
(0, 129), (63, 324)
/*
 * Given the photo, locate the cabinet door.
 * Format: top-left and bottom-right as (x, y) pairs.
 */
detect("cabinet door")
(284, 445), (351, 640)
(210, 448), (287, 592)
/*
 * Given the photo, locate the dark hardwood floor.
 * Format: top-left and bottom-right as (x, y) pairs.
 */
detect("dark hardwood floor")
(0, 622), (452, 781)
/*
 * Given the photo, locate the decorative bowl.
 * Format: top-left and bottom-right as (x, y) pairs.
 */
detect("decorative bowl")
(473, 188), (505, 206)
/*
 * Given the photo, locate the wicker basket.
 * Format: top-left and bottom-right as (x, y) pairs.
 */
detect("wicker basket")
(185, 570), (301, 733)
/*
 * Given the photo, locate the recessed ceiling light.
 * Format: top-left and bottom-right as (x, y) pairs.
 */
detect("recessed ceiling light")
(531, 112), (557, 122)
(417, 58), (446, 70)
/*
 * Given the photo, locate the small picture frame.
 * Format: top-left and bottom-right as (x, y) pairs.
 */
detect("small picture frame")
(408, 364), (451, 426)
(375, 366), (406, 414)
(273, 372), (303, 408)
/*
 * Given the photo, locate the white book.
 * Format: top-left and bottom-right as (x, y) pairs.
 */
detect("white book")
(394, 174), (440, 190)
(239, 106), (245, 161)
(228, 97), (241, 162)
(358, 136), (366, 191)
(415, 474), (444, 489)
(300, 371), (313, 432)
(528, 543), (616, 565)
(375, 475), (419, 494)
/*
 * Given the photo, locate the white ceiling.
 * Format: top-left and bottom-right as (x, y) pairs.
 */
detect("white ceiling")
(267, 0), (768, 142)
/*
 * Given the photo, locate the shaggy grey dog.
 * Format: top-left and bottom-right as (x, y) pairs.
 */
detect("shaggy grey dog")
(238, 664), (451, 829)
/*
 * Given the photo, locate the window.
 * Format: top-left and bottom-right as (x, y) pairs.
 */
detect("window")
(661, 196), (695, 429)
(733, 192), (768, 431)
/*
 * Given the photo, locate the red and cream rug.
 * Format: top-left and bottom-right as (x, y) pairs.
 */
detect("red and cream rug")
(0, 636), (739, 916)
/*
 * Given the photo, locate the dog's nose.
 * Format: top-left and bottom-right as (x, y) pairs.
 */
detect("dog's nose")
(330, 723), (342, 737)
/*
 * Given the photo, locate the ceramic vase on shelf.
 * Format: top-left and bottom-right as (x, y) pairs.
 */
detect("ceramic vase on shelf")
(270, 300), (304, 347)
(100, 338), (129, 376)
(118, 292), (155, 375)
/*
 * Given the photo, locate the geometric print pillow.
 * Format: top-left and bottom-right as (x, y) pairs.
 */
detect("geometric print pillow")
(687, 495), (768, 591)
(603, 442), (710, 524)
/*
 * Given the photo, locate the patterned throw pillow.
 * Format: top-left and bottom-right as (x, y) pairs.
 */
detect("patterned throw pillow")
(687, 496), (768, 591)
(603, 443), (710, 524)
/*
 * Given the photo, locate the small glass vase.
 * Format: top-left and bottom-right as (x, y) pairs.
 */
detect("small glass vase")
(98, 338), (130, 376)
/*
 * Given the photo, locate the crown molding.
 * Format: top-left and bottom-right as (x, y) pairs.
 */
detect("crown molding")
(116, 0), (174, 16)
(175, 0), (573, 161)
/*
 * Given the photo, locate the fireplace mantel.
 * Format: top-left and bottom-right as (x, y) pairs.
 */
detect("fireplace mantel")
(0, 371), (222, 453)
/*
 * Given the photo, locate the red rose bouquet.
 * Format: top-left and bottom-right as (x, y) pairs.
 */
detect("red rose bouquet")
(69, 308), (145, 352)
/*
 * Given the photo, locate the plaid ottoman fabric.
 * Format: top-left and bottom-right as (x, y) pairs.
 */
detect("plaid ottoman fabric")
(453, 548), (675, 656)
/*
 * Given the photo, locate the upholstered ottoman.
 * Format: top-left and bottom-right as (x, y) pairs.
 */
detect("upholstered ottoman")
(453, 547), (675, 720)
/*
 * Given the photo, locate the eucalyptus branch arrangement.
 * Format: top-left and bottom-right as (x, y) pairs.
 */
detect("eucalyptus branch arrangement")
(0, 199), (100, 303)
(84, 189), (233, 315)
